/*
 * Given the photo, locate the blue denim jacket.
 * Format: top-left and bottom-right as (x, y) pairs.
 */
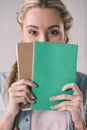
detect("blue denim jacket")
(0, 72), (87, 130)
(76, 72), (87, 120)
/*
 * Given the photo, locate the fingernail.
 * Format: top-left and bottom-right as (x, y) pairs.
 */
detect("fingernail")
(50, 106), (55, 109)
(49, 97), (52, 101)
(62, 87), (65, 91)
(50, 97), (53, 101)
(32, 83), (36, 87)
(31, 95), (35, 99)
(31, 100), (34, 104)
(62, 88), (64, 91)
(49, 97), (55, 101)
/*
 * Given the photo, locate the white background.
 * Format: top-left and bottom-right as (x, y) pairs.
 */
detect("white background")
(0, 0), (87, 74)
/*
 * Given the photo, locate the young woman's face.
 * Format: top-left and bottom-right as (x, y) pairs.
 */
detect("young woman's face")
(21, 7), (66, 43)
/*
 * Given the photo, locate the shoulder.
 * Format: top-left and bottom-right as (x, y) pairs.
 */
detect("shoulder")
(0, 72), (9, 80)
(76, 72), (87, 90)
(76, 72), (87, 83)
(0, 71), (9, 90)
(0, 72), (9, 114)
(0, 72), (9, 93)
(76, 72), (87, 120)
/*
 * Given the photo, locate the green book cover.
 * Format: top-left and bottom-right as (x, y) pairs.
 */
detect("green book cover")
(31, 42), (78, 110)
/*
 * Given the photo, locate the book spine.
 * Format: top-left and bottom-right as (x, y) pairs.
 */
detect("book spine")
(16, 45), (20, 80)
(31, 42), (35, 82)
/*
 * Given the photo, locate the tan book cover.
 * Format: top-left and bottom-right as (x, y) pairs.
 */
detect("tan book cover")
(16, 42), (33, 110)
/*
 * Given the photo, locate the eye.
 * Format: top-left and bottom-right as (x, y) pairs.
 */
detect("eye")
(28, 30), (38, 35)
(49, 30), (59, 35)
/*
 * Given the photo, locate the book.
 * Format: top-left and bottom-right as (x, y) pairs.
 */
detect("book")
(16, 42), (78, 110)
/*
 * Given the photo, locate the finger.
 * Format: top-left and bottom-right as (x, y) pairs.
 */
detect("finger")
(11, 88), (35, 103)
(14, 97), (28, 105)
(29, 91), (35, 99)
(51, 103), (73, 112)
(9, 87), (35, 104)
(12, 90), (34, 99)
(9, 84), (35, 100)
(62, 83), (82, 95)
(58, 105), (73, 113)
(13, 85), (28, 91)
(11, 79), (36, 88)
(50, 101), (70, 110)
(50, 94), (74, 101)
(10, 84), (31, 95)
(50, 94), (83, 103)
(14, 96), (34, 104)
(16, 85), (35, 99)
(12, 84), (31, 93)
(17, 97), (33, 105)
(54, 101), (81, 110)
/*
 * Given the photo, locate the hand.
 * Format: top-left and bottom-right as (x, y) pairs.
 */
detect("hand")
(7, 79), (36, 117)
(50, 83), (85, 129)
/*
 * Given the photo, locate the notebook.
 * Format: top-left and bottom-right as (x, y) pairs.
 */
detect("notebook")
(16, 42), (78, 110)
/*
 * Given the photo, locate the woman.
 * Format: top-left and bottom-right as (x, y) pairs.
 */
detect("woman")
(0, 0), (87, 130)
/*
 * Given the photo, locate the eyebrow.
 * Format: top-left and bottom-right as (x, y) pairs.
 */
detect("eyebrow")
(26, 24), (60, 29)
(26, 25), (38, 29)
(48, 25), (60, 29)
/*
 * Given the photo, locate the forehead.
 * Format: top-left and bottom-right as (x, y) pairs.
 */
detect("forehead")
(23, 7), (63, 27)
